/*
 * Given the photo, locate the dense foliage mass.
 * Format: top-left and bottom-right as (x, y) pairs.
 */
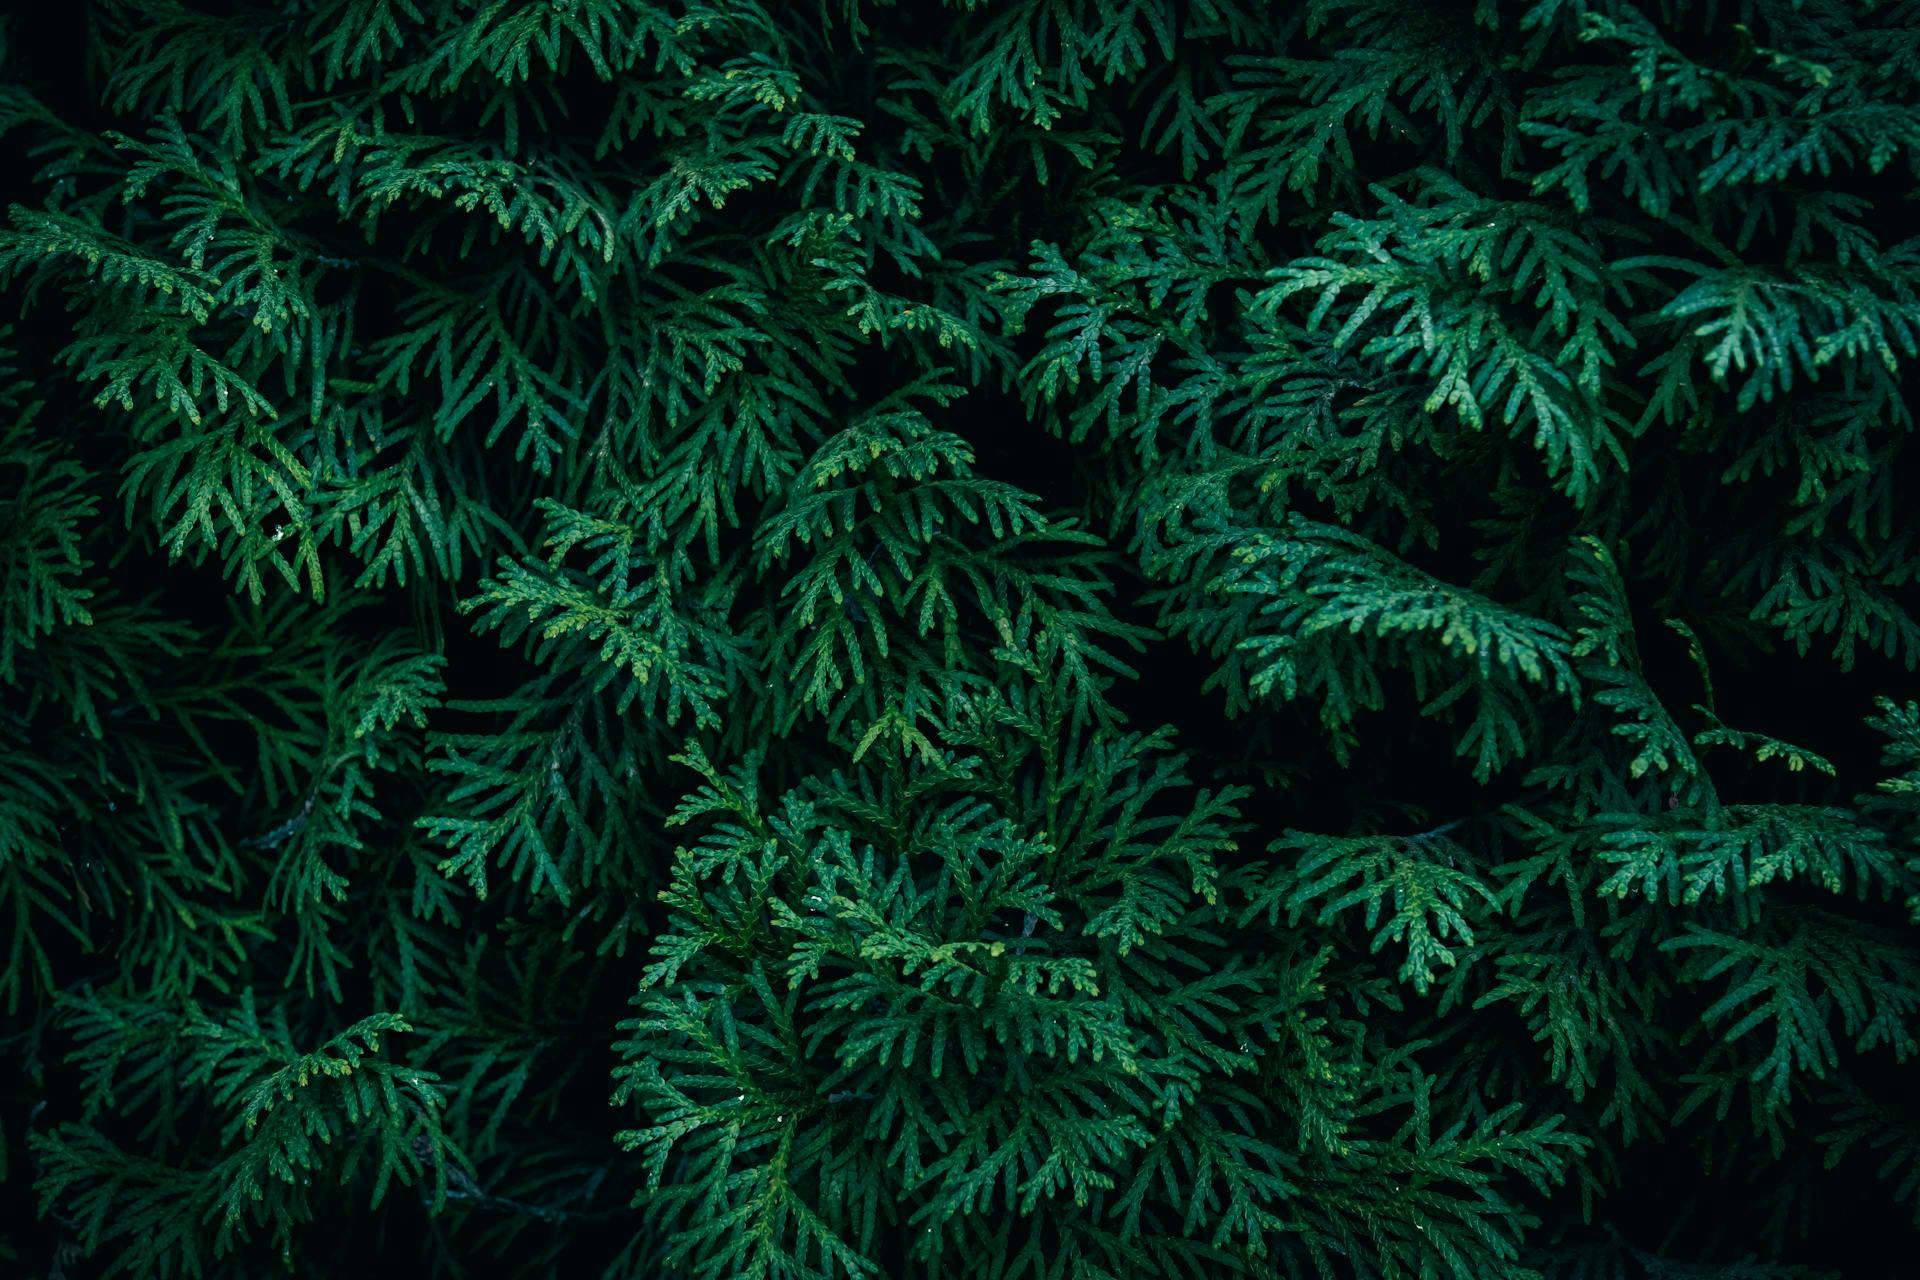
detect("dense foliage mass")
(2, 1), (1919, 1276)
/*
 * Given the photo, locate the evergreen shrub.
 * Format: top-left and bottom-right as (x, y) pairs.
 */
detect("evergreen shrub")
(2, 2), (1918, 1276)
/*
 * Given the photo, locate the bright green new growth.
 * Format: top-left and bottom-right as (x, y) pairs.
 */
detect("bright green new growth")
(1, 1), (1918, 1278)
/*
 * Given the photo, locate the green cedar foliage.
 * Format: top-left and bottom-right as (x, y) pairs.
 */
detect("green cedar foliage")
(0, 0), (1917, 1276)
